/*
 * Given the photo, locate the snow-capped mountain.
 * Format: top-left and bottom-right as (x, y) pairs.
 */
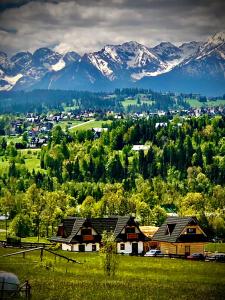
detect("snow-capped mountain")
(0, 31), (224, 95)
(152, 42), (182, 61)
(138, 32), (225, 95)
(0, 48), (81, 91)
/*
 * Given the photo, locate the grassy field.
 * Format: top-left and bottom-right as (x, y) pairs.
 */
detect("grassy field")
(4, 135), (23, 144)
(122, 98), (153, 109)
(205, 243), (225, 253)
(0, 158), (8, 174)
(186, 98), (225, 108)
(122, 99), (138, 108)
(20, 149), (42, 171)
(54, 120), (82, 130)
(0, 248), (224, 300)
(0, 149), (42, 174)
(71, 120), (112, 132)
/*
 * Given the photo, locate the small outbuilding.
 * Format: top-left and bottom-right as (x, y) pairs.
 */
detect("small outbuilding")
(152, 216), (208, 256)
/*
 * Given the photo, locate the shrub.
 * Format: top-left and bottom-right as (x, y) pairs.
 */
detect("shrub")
(9, 214), (32, 237)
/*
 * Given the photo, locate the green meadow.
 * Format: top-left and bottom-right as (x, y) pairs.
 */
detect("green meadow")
(186, 98), (225, 108)
(0, 248), (225, 300)
(71, 120), (112, 132)
(122, 99), (138, 108)
(0, 149), (42, 175)
(54, 120), (82, 130)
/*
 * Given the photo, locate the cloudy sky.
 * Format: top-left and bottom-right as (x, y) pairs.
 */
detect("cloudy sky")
(0, 0), (224, 56)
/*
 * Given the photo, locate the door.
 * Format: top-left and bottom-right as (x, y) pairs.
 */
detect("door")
(78, 244), (85, 252)
(185, 245), (190, 257)
(132, 243), (138, 255)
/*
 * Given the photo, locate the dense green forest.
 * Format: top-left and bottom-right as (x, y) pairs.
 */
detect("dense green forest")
(0, 88), (196, 113)
(0, 114), (225, 239)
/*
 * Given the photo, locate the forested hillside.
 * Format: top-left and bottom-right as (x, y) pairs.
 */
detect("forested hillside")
(0, 115), (224, 239)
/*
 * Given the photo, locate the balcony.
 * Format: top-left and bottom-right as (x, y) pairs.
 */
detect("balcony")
(127, 233), (138, 240)
(83, 235), (94, 242)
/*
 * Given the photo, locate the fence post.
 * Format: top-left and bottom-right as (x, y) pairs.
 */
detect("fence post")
(1, 278), (5, 299)
(40, 248), (43, 261)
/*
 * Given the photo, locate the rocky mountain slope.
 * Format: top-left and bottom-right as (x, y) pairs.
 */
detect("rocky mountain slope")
(0, 32), (224, 95)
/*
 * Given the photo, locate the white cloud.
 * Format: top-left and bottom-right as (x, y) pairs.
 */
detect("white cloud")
(0, 0), (224, 56)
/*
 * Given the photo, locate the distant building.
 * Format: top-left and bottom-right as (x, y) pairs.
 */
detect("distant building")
(51, 216), (149, 254)
(92, 127), (108, 138)
(132, 145), (150, 151)
(152, 216), (208, 256)
(155, 122), (167, 129)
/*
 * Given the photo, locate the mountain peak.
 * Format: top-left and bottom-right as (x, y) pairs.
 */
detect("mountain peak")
(207, 31), (225, 46)
(155, 41), (177, 48)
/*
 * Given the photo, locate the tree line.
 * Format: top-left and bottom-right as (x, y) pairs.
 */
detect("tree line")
(0, 114), (225, 239)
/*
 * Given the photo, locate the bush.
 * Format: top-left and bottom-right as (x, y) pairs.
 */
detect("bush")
(7, 236), (21, 246)
(9, 214), (32, 237)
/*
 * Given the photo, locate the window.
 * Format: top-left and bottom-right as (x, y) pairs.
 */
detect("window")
(92, 244), (96, 252)
(187, 228), (196, 234)
(165, 224), (176, 235)
(126, 227), (135, 234)
(81, 228), (92, 235)
(120, 244), (125, 250)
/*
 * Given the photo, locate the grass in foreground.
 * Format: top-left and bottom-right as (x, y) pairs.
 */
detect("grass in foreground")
(0, 248), (224, 300)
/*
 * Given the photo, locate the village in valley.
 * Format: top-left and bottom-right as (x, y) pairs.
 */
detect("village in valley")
(0, 96), (225, 299)
(0, 0), (225, 298)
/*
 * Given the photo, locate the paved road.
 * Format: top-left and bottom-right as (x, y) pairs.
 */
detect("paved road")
(69, 119), (95, 130)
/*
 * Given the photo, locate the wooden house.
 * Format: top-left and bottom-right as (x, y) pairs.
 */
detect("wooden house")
(152, 216), (208, 256)
(51, 216), (148, 254)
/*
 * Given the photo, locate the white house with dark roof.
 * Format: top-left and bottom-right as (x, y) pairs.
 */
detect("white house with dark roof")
(51, 216), (149, 255)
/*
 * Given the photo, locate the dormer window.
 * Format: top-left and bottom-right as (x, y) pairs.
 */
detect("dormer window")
(165, 224), (176, 235)
(81, 228), (92, 235)
(187, 228), (196, 234)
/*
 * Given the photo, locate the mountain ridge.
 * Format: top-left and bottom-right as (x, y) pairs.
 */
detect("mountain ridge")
(0, 31), (224, 95)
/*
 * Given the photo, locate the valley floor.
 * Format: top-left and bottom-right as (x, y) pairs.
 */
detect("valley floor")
(0, 248), (225, 300)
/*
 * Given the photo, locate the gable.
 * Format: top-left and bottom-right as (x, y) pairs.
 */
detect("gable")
(52, 216), (149, 243)
(153, 216), (207, 243)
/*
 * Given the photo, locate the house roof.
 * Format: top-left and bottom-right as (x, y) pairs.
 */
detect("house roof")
(51, 216), (148, 243)
(152, 216), (207, 243)
(132, 145), (150, 151)
(139, 226), (159, 238)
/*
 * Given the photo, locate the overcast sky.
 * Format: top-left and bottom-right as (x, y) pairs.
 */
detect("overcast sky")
(0, 0), (224, 56)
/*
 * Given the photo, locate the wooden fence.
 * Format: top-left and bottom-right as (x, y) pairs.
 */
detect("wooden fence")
(0, 240), (52, 249)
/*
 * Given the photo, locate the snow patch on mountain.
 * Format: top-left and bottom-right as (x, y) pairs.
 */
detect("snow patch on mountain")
(219, 51), (225, 60)
(103, 46), (121, 62)
(4, 73), (23, 85)
(127, 47), (160, 68)
(88, 54), (114, 79)
(179, 42), (203, 59)
(51, 59), (66, 71)
(0, 84), (11, 91)
(206, 31), (225, 46)
(131, 57), (183, 80)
